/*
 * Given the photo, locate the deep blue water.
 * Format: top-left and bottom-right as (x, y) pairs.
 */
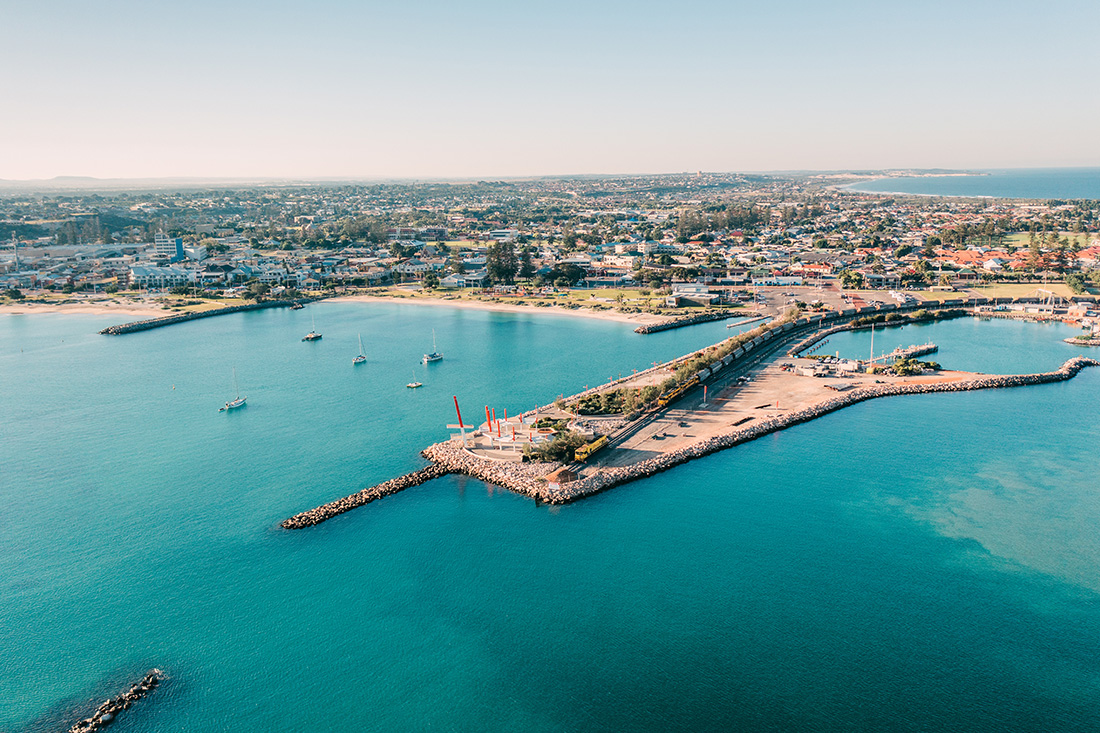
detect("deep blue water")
(846, 168), (1100, 199)
(2, 306), (1100, 732)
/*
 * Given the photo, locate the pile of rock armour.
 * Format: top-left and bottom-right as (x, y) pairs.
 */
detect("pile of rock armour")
(68, 669), (163, 733)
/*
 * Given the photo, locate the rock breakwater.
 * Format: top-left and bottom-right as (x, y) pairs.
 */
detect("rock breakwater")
(544, 357), (1099, 503)
(68, 669), (163, 733)
(634, 310), (740, 334)
(99, 299), (313, 335)
(281, 464), (450, 529)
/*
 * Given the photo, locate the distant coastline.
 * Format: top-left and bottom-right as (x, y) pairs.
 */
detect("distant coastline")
(842, 167), (1100, 199)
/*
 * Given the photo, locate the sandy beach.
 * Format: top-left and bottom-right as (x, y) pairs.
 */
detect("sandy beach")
(326, 294), (667, 325)
(0, 299), (168, 318)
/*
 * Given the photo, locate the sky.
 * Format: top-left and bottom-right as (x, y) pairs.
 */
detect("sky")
(2, 0), (1099, 179)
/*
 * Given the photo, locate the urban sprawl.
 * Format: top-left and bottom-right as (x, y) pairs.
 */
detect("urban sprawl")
(2, 173), (1099, 321)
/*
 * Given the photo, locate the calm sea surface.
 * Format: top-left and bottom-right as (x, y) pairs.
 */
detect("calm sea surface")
(2, 306), (1099, 732)
(846, 168), (1100, 199)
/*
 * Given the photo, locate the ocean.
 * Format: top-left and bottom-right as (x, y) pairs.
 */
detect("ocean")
(845, 168), (1100, 200)
(2, 306), (1099, 732)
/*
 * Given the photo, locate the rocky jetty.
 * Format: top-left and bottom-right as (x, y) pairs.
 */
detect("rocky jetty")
(99, 299), (313, 335)
(281, 464), (450, 529)
(1064, 336), (1100, 347)
(634, 310), (740, 334)
(67, 669), (163, 733)
(542, 357), (1100, 503)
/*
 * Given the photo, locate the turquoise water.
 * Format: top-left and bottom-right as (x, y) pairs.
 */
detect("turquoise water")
(846, 168), (1100, 199)
(3, 307), (1100, 732)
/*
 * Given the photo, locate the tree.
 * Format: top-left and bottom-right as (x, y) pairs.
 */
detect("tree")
(838, 270), (864, 289)
(423, 272), (440, 290)
(486, 242), (517, 284)
(243, 281), (270, 301)
(518, 247), (535, 280)
(4, 288), (23, 300)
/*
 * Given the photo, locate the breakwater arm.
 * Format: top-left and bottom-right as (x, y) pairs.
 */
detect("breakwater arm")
(280, 464), (450, 529)
(634, 310), (744, 334)
(547, 357), (1100, 504)
(99, 299), (314, 335)
(68, 669), (163, 733)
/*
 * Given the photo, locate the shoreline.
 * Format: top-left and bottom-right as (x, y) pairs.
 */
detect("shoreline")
(326, 294), (668, 325)
(0, 300), (167, 317)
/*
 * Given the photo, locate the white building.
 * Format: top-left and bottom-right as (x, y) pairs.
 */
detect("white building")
(153, 232), (184, 262)
(129, 265), (195, 289)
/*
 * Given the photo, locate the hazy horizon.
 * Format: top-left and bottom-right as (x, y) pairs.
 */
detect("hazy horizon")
(5, 0), (1099, 180)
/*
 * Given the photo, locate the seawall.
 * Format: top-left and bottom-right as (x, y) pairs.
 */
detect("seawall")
(99, 299), (313, 335)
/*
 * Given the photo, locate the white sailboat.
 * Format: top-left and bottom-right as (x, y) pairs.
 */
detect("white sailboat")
(353, 333), (367, 365)
(303, 311), (322, 341)
(220, 368), (247, 411)
(406, 369), (422, 389)
(422, 329), (442, 364)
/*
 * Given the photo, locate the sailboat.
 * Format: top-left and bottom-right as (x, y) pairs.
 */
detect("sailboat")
(406, 369), (422, 389)
(353, 333), (367, 365)
(422, 329), (442, 364)
(219, 368), (247, 411)
(302, 311), (322, 341)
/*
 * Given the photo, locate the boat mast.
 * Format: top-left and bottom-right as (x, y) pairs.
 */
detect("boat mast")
(233, 367), (240, 399)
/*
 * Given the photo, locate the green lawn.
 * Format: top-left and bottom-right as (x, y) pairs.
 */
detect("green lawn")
(965, 283), (1076, 299)
(1004, 232), (1092, 248)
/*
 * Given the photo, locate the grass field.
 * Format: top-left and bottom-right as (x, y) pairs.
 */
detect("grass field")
(965, 283), (1076, 299)
(1003, 232), (1092, 248)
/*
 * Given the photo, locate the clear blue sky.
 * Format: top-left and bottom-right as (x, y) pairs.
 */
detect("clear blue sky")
(3, 0), (1098, 179)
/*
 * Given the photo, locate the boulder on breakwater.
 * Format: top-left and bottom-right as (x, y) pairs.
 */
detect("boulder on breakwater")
(99, 299), (314, 335)
(67, 669), (164, 733)
(281, 464), (450, 529)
